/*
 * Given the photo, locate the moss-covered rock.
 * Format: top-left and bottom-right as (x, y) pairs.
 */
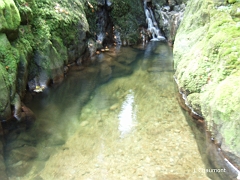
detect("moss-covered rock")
(174, 0), (240, 167)
(0, 33), (19, 99)
(0, 0), (90, 118)
(13, 0), (89, 89)
(201, 75), (240, 166)
(186, 93), (202, 116)
(0, 0), (20, 32)
(0, 64), (11, 120)
(14, 25), (34, 98)
(111, 0), (145, 44)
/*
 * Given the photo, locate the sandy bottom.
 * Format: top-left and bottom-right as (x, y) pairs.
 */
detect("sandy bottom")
(9, 43), (210, 180)
(26, 46), (209, 180)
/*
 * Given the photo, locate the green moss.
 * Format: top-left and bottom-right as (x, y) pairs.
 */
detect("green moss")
(223, 124), (240, 152)
(230, 2), (240, 20)
(111, 0), (130, 18)
(0, 0), (20, 31)
(187, 93), (202, 115)
(83, 0), (98, 35)
(0, 64), (11, 119)
(227, 0), (237, 4)
(15, 25), (34, 56)
(14, 0), (33, 24)
(111, 0), (144, 43)
(200, 75), (240, 154)
(0, 33), (19, 98)
(174, 0), (240, 157)
(213, 77), (240, 121)
(12, 0), (88, 78)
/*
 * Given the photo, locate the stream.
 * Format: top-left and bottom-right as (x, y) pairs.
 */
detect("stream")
(5, 42), (220, 180)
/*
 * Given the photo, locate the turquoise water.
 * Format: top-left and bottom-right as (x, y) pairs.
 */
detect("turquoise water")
(5, 42), (214, 180)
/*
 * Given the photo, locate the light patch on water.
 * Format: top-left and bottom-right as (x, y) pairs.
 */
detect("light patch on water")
(5, 43), (214, 180)
(118, 89), (137, 138)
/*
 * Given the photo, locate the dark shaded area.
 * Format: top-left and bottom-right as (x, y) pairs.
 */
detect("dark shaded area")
(2, 46), (138, 178)
(176, 90), (239, 180)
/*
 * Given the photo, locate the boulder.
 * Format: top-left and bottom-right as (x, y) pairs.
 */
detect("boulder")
(0, 0), (20, 33)
(8, 146), (38, 162)
(174, 0), (240, 171)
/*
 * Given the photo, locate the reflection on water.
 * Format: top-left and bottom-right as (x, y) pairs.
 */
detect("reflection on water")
(4, 42), (214, 180)
(118, 89), (136, 138)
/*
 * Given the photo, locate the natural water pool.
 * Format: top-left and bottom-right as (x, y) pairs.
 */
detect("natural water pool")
(5, 42), (222, 179)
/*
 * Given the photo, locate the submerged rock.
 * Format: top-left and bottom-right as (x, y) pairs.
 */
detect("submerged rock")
(8, 146), (38, 162)
(110, 103), (119, 111)
(6, 160), (33, 177)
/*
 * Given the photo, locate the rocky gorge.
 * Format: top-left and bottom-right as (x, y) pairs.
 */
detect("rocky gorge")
(0, 0), (239, 179)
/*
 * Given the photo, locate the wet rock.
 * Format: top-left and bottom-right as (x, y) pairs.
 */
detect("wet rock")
(205, 133), (238, 180)
(9, 146), (38, 162)
(186, 93), (202, 116)
(0, 35), (17, 120)
(19, 104), (36, 129)
(155, 3), (185, 44)
(6, 160), (33, 177)
(5, 140), (32, 152)
(45, 134), (66, 147)
(38, 146), (57, 161)
(17, 42), (33, 98)
(174, 0), (240, 174)
(31, 48), (65, 87)
(110, 103), (119, 111)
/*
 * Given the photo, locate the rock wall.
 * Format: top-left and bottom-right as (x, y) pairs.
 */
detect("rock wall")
(0, 0), (89, 120)
(174, 0), (240, 173)
(0, 1), (89, 177)
(154, 0), (187, 45)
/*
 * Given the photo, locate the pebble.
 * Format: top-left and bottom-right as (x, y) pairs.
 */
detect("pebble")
(110, 103), (119, 110)
(174, 129), (181, 133)
(145, 157), (151, 163)
(80, 121), (89, 127)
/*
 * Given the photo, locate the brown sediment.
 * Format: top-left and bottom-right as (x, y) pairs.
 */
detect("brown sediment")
(175, 90), (204, 121)
(175, 85), (240, 180)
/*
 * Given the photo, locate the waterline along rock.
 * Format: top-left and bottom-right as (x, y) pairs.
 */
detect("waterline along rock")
(174, 0), (240, 175)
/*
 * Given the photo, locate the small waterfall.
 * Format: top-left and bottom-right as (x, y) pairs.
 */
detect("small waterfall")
(155, 3), (186, 46)
(144, 0), (165, 41)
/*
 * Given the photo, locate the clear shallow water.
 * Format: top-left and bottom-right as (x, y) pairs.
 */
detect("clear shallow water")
(5, 42), (212, 180)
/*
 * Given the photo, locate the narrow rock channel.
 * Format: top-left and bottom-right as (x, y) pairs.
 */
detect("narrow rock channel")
(5, 42), (211, 180)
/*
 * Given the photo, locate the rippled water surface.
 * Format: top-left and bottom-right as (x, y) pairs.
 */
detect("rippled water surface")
(5, 42), (213, 180)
